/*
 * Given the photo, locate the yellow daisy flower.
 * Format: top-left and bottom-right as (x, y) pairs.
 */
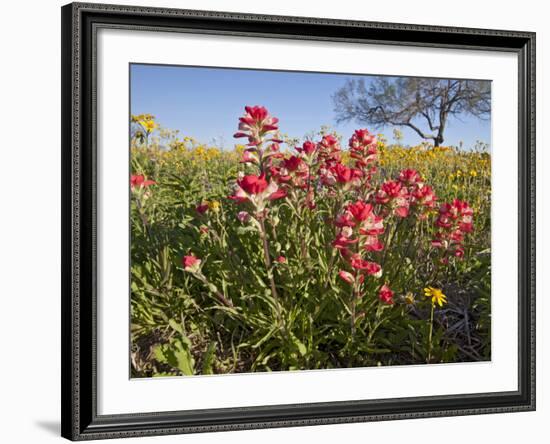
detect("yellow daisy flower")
(208, 200), (221, 212)
(424, 287), (447, 307)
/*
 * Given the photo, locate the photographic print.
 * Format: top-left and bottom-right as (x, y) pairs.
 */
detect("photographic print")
(129, 64), (492, 378)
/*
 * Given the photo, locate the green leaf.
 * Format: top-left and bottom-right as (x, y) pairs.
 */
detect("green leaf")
(292, 335), (307, 356)
(201, 342), (217, 375)
(172, 340), (195, 375)
(168, 319), (184, 335)
(153, 338), (195, 376)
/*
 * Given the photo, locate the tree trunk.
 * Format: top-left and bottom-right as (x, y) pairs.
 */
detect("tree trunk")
(435, 113), (447, 147)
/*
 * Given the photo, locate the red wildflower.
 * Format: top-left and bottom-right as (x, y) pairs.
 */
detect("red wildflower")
(182, 254), (201, 272)
(376, 180), (403, 203)
(196, 203), (209, 214)
(338, 270), (355, 285)
(238, 174), (268, 195)
(229, 174), (286, 204)
(334, 163), (352, 183)
(283, 155), (306, 173)
(394, 206), (410, 218)
(240, 150), (259, 165)
(234, 105), (280, 146)
(349, 129), (378, 167)
(297, 141), (317, 156)
(412, 185), (437, 208)
(334, 212), (356, 228)
(350, 254), (382, 276)
(317, 134), (342, 164)
(363, 235), (384, 252)
(378, 284), (394, 304)
(398, 169), (423, 186)
(237, 211), (250, 223)
(332, 233), (359, 250)
(432, 199), (474, 262)
(268, 189), (287, 201)
(346, 201), (373, 222)
(375, 180), (410, 217)
(130, 174), (156, 190)
(349, 129), (377, 149)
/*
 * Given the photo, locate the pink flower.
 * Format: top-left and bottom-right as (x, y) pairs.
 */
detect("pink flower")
(297, 141), (317, 156)
(363, 235), (384, 252)
(229, 174), (286, 204)
(412, 185), (437, 208)
(237, 211), (250, 223)
(436, 199), (473, 231)
(375, 180), (410, 217)
(332, 233), (359, 250)
(268, 188), (287, 201)
(276, 256), (287, 264)
(394, 206), (410, 218)
(349, 129), (378, 167)
(278, 155), (309, 188)
(378, 284), (394, 304)
(398, 169), (423, 185)
(432, 199), (474, 262)
(338, 270), (355, 284)
(350, 254), (382, 276)
(239, 174), (268, 195)
(334, 212), (356, 228)
(228, 186), (248, 203)
(234, 106), (280, 146)
(182, 254), (201, 272)
(334, 200), (385, 254)
(283, 155), (308, 174)
(130, 174), (156, 190)
(333, 163), (352, 183)
(375, 180), (403, 203)
(317, 135), (342, 164)
(349, 129), (377, 149)
(196, 203), (209, 214)
(240, 150), (259, 165)
(346, 201), (373, 222)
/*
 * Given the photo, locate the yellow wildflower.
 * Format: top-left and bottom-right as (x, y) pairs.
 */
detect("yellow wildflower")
(208, 200), (221, 212)
(424, 287), (447, 307)
(140, 119), (158, 133)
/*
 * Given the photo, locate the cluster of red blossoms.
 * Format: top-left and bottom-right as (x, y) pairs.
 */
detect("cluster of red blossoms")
(432, 198), (474, 262)
(229, 106), (287, 214)
(375, 169), (437, 219)
(231, 106), (384, 214)
(333, 171), (439, 305)
(334, 200), (385, 299)
(190, 105), (475, 306)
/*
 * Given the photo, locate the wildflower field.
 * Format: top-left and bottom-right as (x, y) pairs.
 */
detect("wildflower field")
(130, 107), (491, 378)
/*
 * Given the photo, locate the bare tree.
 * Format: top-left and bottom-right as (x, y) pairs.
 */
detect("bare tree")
(333, 77), (491, 147)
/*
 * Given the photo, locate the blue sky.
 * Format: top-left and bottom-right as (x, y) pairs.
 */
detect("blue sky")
(130, 64), (491, 150)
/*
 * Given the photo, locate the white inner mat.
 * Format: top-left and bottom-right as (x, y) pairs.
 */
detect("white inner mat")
(97, 27), (518, 415)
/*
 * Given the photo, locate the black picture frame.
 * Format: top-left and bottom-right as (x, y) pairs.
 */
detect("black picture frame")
(61, 2), (536, 440)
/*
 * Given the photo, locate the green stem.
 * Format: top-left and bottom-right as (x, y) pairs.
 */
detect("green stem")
(427, 302), (434, 363)
(195, 273), (234, 308)
(258, 218), (280, 304)
(350, 283), (357, 338)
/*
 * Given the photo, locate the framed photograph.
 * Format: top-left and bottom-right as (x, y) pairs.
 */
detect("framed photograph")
(61, 2), (535, 440)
